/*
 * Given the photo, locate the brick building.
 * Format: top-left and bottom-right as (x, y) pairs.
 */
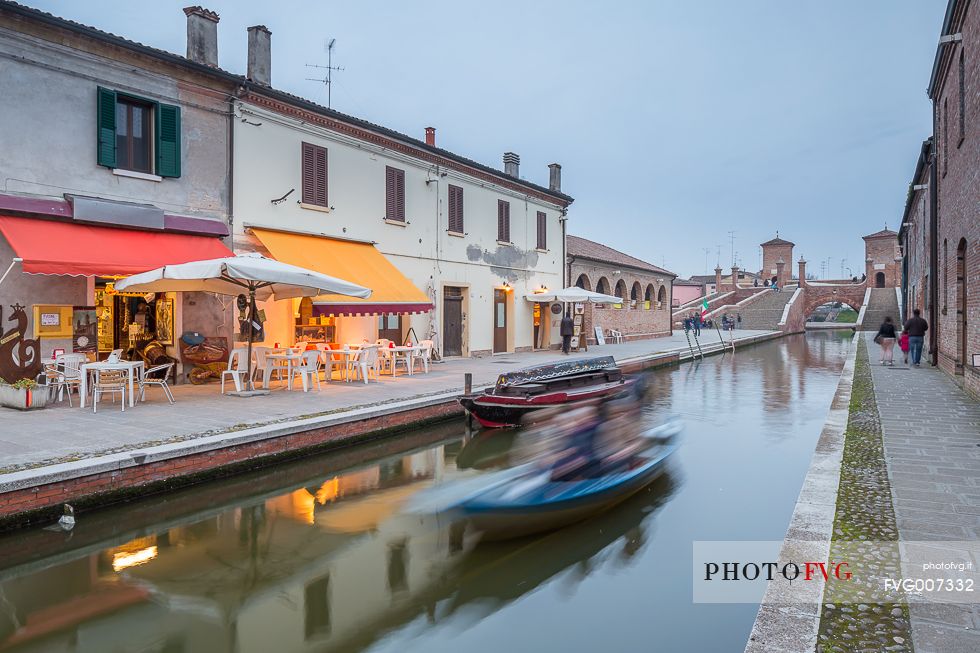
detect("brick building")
(759, 235), (794, 287)
(898, 0), (979, 398)
(567, 236), (676, 344)
(899, 140), (933, 317)
(863, 228), (902, 288)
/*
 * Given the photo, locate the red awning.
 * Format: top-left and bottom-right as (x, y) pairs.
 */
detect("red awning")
(0, 215), (232, 276)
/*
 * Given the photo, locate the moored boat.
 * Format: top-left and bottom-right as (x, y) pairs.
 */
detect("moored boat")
(458, 356), (632, 428)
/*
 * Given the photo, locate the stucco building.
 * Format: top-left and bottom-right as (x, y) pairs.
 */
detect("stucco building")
(567, 236), (675, 344)
(0, 3), (235, 382)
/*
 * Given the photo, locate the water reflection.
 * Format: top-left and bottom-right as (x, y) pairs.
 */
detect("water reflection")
(0, 332), (852, 653)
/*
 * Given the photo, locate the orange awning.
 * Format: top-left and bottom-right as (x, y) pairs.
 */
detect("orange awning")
(0, 215), (232, 276)
(251, 228), (432, 316)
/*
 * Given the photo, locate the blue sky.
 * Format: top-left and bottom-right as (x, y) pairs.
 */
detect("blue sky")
(25, 0), (944, 278)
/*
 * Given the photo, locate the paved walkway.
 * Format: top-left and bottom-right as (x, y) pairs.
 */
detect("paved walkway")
(865, 333), (980, 653)
(0, 329), (770, 473)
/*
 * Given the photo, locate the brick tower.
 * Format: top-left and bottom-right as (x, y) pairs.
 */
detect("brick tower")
(760, 234), (795, 287)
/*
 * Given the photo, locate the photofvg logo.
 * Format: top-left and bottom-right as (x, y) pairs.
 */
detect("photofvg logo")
(693, 540), (980, 605)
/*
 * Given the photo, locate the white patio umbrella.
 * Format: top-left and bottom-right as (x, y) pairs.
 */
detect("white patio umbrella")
(523, 286), (622, 304)
(116, 253), (371, 392)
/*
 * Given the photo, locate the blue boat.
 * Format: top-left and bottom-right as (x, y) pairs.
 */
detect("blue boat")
(458, 423), (680, 541)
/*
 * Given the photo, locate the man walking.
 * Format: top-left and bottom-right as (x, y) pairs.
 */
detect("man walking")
(903, 308), (928, 367)
(692, 312), (701, 337)
(560, 310), (574, 355)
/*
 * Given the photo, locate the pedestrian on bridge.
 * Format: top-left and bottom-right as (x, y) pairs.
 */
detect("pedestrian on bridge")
(736, 313), (742, 329)
(875, 316), (897, 366)
(903, 308), (928, 367)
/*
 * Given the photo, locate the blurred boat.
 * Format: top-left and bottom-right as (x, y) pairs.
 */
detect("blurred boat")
(458, 421), (680, 541)
(458, 356), (633, 428)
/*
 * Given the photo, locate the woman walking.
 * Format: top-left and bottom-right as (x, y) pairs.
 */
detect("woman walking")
(876, 316), (897, 365)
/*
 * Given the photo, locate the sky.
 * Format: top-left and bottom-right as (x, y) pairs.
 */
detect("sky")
(24, 0), (945, 279)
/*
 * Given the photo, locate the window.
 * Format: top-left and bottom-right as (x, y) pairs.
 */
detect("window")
(959, 51), (966, 144)
(497, 199), (510, 242)
(97, 87), (180, 177)
(302, 142), (328, 207)
(943, 98), (949, 175)
(657, 285), (667, 310)
(448, 184), (464, 233)
(536, 211), (547, 249)
(385, 166), (406, 222)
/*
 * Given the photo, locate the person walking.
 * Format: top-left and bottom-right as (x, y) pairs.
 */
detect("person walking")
(560, 311), (574, 355)
(736, 313), (742, 329)
(692, 313), (701, 337)
(899, 330), (910, 365)
(875, 316), (897, 365)
(903, 308), (929, 367)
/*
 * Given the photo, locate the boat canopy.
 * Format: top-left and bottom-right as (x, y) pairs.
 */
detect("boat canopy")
(495, 356), (617, 388)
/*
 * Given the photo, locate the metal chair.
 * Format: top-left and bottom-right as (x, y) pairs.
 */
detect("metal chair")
(92, 368), (126, 413)
(139, 362), (175, 404)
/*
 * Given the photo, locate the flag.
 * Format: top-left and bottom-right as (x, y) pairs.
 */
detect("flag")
(700, 297), (709, 319)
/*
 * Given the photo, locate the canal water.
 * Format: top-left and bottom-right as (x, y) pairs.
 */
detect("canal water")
(0, 332), (852, 653)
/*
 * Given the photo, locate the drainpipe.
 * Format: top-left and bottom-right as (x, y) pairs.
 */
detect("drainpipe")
(560, 208), (568, 287)
(928, 148), (939, 367)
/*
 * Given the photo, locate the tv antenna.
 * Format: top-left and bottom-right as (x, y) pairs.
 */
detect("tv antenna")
(306, 38), (344, 108)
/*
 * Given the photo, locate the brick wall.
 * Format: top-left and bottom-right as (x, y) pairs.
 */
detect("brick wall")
(864, 235), (902, 288)
(761, 242), (794, 287)
(904, 177), (930, 317)
(933, 0), (980, 398)
(570, 260), (673, 344)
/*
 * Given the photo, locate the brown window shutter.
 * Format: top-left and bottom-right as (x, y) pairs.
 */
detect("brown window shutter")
(536, 211), (546, 249)
(498, 200), (510, 242)
(301, 142), (328, 207)
(302, 142), (316, 204)
(448, 184), (463, 232)
(386, 166), (405, 221)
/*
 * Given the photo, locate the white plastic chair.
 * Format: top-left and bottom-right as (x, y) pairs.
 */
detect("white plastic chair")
(289, 350), (322, 392)
(315, 344), (343, 381)
(608, 329), (624, 344)
(106, 348), (123, 363)
(221, 348), (250, 394)
(350, 345), (379, 384)
(139, 362), (175, 404)
(412, 340), (433, 374)
(252, 346), (276, 387)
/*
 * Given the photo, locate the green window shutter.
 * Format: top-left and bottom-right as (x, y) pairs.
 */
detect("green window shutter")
(155, 102), (181, 178)
(96, 86), (117, 168)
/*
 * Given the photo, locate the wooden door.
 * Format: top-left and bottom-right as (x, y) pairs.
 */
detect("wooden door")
(443, 288), (463, 357)
(493, 289), (507, 353)
(378, 314), (402, 344)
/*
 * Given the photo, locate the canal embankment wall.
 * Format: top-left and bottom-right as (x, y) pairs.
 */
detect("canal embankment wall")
(744, 332), (860, 652)
(0, 330), (786, 530)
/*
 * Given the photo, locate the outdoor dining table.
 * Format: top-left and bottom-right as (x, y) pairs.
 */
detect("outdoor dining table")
(381, 345), (420, 377)
(78, 360), (145, 408)
(264, 350), (305, 389)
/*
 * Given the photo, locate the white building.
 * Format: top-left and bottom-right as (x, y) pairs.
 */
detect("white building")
(232, 33), (572, 356)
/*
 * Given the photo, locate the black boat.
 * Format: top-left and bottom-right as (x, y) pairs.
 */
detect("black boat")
(458, 356), (633, 428)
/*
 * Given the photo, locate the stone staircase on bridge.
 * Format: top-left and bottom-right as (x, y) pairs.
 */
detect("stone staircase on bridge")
(732, 287), (797, 330)
(859, 288), (900, 331)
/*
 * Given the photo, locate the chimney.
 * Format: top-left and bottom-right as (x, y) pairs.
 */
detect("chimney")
(425, 127), (436, 146)
(503, 152), (520, 177)
(548, 163), (562, 192)
(247, 25), (272, 86)
(183, 6), (220, 67)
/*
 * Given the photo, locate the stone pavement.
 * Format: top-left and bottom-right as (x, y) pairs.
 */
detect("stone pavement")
(0, 329), (772, 473)
(865, 332), (980, 652)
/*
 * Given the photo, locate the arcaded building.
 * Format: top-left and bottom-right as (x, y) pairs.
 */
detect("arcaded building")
(567, 236), (676, 344)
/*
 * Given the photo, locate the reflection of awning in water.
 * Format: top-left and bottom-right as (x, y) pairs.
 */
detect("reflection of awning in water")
(0, 215), (232, 276)
(251, 227), (433, 316)
(315, 484), (425, 533)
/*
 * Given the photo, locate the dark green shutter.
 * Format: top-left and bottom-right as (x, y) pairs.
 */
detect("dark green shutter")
(96, 87), (117, 168)
(155, 102), (181, 178)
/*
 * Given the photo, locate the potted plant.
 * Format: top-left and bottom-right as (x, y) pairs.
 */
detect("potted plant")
(0, 378), (54, 410)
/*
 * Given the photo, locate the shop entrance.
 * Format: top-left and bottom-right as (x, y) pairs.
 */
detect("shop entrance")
(443, 287), (463, 357)
(95, 281), (170, 357)
(532, 302), (551, 349)
(493, 289), (507, 354)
